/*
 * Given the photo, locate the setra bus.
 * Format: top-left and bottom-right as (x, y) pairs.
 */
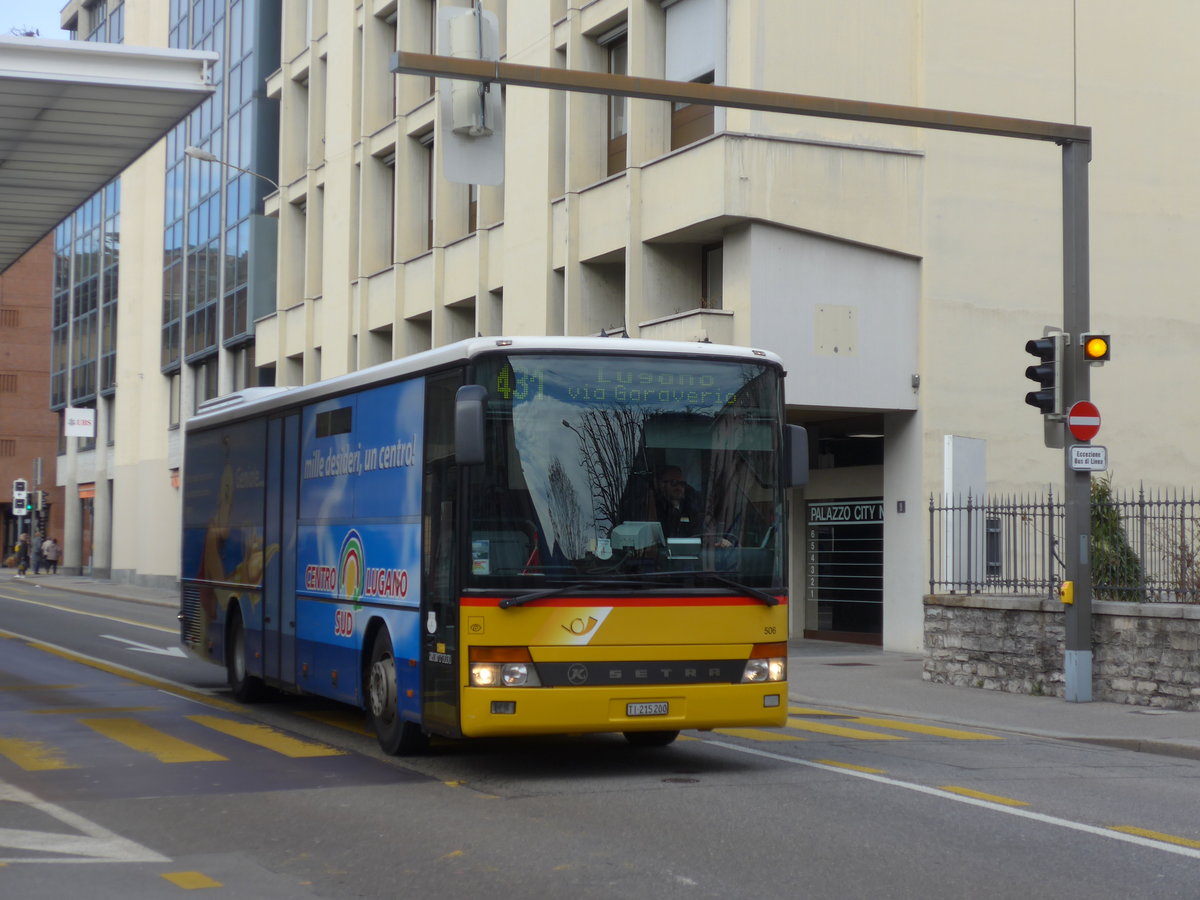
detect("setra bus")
(180, 337), (807, 753)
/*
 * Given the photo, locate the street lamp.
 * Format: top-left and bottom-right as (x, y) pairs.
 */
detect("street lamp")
(184, 146), (279, 194)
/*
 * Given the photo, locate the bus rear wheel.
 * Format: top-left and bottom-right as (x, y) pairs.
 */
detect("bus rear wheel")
(623, 730), (679, 748)
(226, 607), (265, 702)
(366, 629), (429, 755)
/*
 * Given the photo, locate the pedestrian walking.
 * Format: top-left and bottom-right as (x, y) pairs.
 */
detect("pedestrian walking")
(14, 533), (30, 578)
(40, 536), (60, 575)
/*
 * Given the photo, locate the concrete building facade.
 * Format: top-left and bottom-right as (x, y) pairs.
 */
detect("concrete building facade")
(53, 1), (1200, 652)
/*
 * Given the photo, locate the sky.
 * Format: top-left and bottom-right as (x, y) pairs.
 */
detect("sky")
(0, 0), (70, 39)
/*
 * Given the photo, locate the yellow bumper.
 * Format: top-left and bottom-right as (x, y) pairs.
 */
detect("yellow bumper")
(459, 681), (788, 737)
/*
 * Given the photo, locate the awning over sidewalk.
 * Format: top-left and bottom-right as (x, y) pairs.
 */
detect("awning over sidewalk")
(0, 36), (217, 275)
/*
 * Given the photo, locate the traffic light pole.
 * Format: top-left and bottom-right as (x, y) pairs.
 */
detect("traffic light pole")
(1061, 140), (1093, 702)
(391, 50), (1096, 701)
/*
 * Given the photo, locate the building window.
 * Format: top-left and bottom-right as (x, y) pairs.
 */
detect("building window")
(701, 243), (722, 308)
(671, 71), (715, 150)
(468, 183), (478, 233)
(605, 30), (628, 175)
(664, 0), (723, 150)
(193, 359), (219, 411)
(165, 0), (281, 380)
(417, 131), (434, 251)
(168, 372), (181, 427)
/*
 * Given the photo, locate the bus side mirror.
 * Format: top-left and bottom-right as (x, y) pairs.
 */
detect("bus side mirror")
(786, 424), (809, 487)
(455, 385), (487, 465)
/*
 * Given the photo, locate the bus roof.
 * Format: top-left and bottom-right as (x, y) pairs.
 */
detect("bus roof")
(186, 335), (783, 431)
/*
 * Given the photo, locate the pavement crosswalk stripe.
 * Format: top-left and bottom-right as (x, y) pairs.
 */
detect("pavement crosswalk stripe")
(187, 715), (347, 757)
(80, 717), (227, 763)
(789, 707), (853, 718)
(0, 738), (79, 771)
(785, 717), (907, 740)
(29, 706), (160, 715)
(845, 716), (1001, 741)
(788, 707), (1001, 741)
(162, 871), (224, 889)
(713, 727), (805, 742)
(0, 685), (79, 692)
(814, 759), (888, 774)
(938, 785), (1029, 807)
(1110, 826), (1200, 850)
(296, 709), (373, 736)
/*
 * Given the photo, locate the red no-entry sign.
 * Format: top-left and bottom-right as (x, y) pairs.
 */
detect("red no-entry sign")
(1067, 400), (1101, 442)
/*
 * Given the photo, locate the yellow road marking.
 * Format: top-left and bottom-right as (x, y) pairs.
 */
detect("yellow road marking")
(846, 716), (1001, 741)
(785, 717), (907, 740)
(790, 707), (1000, 740)
(162, 871), (224, 889)
(789, 707), (853, 717)
(30, 706), (159, 715)
(938, 786), (1029, 807)
(0, 684), (79, 692)
(296, 709), (372, 736)
(1110, 826), (1200, 849)
(187, 715), (346, 757)
(714, 727), (805, 741)
(80, 718), (227, 763)
(814, 759), (887, 774)
(0, 594), (176, 633)
(11, 636), (244, 713)
(0, 737), (80, 771)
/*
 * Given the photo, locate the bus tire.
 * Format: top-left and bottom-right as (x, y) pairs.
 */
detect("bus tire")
(623, 730), (679, 748)
(367, 629), (429, 755)
(226, 606), (266, 702)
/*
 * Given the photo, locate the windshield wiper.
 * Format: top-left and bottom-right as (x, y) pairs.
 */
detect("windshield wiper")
(643, 570), (780, 607)
(499, 577), (654, 609)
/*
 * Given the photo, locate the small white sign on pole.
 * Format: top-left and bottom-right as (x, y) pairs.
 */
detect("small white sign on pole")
(1068, 444), (1108, 472)
(65, 407), (96, 438)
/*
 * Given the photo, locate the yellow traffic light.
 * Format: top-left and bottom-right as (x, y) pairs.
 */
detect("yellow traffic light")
(1081, 333), (1110, 363)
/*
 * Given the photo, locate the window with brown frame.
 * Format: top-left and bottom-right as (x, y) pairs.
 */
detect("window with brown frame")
(671, 71), (715, 151)
(607, 34), (629, 175)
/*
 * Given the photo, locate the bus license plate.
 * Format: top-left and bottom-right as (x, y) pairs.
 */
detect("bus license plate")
(627, 701), (668, 717)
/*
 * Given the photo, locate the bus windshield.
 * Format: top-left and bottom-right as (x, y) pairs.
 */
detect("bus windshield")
(467, 353), (785, 590)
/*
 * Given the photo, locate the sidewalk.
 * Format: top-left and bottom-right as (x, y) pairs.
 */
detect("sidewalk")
(13, 571), (1200, 761)
(787, 640), (1200, 761)
(13, 571), (178, 608)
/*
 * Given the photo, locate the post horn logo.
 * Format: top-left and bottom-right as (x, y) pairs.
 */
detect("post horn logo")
(562, 616), (599, 637)
(338, 529), (365, 605)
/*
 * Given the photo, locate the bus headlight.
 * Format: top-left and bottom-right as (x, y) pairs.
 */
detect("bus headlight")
(742, 657), (786, 683)
(469, 651), (542, 687)
(470, 657), (542, 686)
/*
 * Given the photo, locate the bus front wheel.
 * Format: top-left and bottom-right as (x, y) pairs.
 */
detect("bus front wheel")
(623, 730), (679, 748)
(226, 607), (265, 702)
(366, 629), (429, 755)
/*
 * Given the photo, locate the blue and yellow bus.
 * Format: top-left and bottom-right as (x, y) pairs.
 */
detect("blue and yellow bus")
(180, 337), (807, 753)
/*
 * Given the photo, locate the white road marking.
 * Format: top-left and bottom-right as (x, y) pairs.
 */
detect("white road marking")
(0, 779), (168, 864)
(704, 738), (1200, 861)
(100, 635), (187, 657)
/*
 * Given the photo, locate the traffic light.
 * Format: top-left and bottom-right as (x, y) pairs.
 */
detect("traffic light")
(1025, 332), (1064, 415)
(1081, 332), (1110, 364)
(35, 490), (46, 512)
(12, 479), (28, 515)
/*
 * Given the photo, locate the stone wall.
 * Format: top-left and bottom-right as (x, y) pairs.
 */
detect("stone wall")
(924, 594), (1200, 710)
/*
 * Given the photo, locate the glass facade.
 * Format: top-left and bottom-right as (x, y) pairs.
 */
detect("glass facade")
(50, 1), (126, 424)
(162, 0), (280, 374)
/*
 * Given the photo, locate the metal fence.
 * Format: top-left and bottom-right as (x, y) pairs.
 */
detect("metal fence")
(928, 486), (1200, 603)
